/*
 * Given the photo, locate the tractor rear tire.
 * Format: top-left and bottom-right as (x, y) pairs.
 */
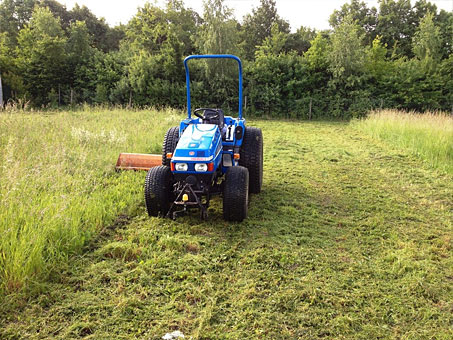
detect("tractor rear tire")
(223, 166), (249, 222)
(162, 126), (179, 166)
(144, 165), (173, 217)
(239, 127), (263, 194)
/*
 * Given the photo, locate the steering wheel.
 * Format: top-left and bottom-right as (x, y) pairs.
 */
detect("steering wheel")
(193, 108), (219, 120)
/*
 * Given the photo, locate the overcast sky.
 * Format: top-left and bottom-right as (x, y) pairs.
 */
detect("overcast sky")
(60, 0), (453, 31)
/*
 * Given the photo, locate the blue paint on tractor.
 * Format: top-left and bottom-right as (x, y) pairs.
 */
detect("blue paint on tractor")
(175, 124), (218, 156)
(172, 124), (222, 174)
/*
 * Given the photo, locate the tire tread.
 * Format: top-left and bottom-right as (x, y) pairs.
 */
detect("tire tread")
(223, 166), (249, 222)
(144, 165), (172, 216)
(162, 126), (179, 166)
(239, 127), (263, 193)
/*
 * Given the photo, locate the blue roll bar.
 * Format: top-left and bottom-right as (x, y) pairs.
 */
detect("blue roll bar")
(183, 54), (243, 119)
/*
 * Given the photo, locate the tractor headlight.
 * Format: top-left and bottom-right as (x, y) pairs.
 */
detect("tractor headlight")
(175, 163), (188, 171)
(194, 163), (208, 172)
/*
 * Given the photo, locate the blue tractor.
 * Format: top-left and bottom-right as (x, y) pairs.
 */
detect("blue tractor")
(144, 55), (263, 221)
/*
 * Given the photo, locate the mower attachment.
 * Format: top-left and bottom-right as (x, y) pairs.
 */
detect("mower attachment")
(115, 153), (161, 171)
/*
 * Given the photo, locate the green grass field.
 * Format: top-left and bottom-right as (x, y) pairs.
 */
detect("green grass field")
(0, 109), (452, 339)
(0, 108), (182, 295)
(353, 110), (453, 175)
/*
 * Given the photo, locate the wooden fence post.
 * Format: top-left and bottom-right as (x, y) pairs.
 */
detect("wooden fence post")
(0, 73), (3, 108)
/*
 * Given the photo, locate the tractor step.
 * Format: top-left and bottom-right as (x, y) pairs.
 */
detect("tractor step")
(116, 153), (162, 171)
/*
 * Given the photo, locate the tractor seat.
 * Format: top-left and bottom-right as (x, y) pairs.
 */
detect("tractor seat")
(202, 109), (224, 130)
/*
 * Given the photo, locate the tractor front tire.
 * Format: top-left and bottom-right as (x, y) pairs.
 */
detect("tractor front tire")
(223, 166), (249, 222)
(239, 127), (263, 194)
(144, 165), (173, 217)
(162, 126), (179, 166)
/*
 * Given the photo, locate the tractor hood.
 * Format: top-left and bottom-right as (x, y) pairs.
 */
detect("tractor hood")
(173, 124), (221, 161)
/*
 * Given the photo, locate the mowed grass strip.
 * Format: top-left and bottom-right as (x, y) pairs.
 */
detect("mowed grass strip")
(353, 110), (453, 174)
(0, 108), (182, 295)
(1, 115), (451, 339)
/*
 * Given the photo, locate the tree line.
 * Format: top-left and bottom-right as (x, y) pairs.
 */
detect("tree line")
(0, 0), (451, 118)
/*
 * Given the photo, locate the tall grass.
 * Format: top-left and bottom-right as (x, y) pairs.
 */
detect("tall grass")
(353, 109), (453, 174)
(0, 108), (182, 295)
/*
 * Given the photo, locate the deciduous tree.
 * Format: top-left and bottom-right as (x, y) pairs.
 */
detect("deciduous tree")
(412, 12), (441, 63)
(16, 6), (67, 106)
(240, 0), (289, 60)
(0, 0), (35, 45)
(329, 0), (377, 45)
(328, 16), (365, 79)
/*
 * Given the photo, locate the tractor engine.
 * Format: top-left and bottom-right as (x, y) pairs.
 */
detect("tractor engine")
(167, 124), (223, 218)
(171, 123), (222, 185)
